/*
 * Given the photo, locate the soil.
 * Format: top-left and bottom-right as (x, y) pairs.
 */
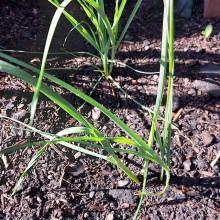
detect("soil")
(0, 0), (220, 219)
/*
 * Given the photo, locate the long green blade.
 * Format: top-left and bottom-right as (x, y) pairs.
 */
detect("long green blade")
(30, 0), (72, 126)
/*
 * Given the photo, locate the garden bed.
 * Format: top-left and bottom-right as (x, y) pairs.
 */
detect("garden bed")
(0, 0), (220, 219)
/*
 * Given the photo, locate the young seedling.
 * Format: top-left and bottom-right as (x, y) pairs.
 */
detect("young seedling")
(201, 23), (213, 38)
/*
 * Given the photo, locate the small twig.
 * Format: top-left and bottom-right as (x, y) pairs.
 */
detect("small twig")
(211, 151), (220, 167)
(0, 135), (9, 169)
(1, 155), (9, 169)
(173, 108), (183, 122)
(59, 164), (70, 187)
(50, 143), (68, 160)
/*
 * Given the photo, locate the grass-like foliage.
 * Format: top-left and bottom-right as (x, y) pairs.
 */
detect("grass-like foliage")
(0, 0), (174, 218)
(49, 0), (144, 78)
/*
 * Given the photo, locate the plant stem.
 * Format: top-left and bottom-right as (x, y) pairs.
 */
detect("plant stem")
(133, 160), (149, 220)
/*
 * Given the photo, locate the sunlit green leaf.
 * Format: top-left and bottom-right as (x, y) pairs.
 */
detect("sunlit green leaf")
(201, 24), (213, 38)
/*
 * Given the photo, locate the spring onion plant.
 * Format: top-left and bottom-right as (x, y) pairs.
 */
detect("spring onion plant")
(48, 0), (144, 78)
(0, 0), (174, 218)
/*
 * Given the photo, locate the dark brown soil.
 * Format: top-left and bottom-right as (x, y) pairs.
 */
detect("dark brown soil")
(0, 1), (220, 219)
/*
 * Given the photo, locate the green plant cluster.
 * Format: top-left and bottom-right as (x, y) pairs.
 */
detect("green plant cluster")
(0, 0), (174, 219)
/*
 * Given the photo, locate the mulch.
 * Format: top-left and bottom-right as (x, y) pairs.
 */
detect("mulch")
(0, 0), (220, 219)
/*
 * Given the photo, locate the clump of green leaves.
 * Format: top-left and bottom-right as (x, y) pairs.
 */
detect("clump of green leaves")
(49, 0), (143, 78)
(0, 0), (175, 219)
(201, 24), (213, 38)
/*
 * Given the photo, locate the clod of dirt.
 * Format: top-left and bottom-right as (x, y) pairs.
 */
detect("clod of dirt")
(173, 96), (180, 111)
(5, 102), (14, 110)
(109, 189), (136, 205)
(106, 212), (114, 220)
(195, 157), (208, 170)
(202, 131), (214, 145)
(12, 109), (27, 120)
(183, 159), (192, 171)
(193, 79), (220, 97)
(91, 107), (101, 120)
(68, 161), (85, 177)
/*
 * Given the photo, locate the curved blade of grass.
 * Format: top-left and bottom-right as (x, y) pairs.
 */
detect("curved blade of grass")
(0, 59), (140, 184)
(0, 58), (167, 167)
(0, 61), (91, 127)
(116, 0), (143, 50)
(0, 120), (155, 161)
(45, 67), (78, 71)
(0, 49), (100, 58)
(113, 0), (119, 39)
(11, 143), (49, 196)
(0, 115), (92, 140)
(10, 120), (108, 196)
(0, 115), (108, 159)
(29, 0), (72, 126)
(1, 114), (141, 184)
(0, 138), (155, 162)
(49, 0), (101, 53)
(108, 60), (159, 75)
(77, 75), (104, 112)
(0, 115), (156, 162)
(63, 21), (99, 48)
(60, 48), (100, 59)
(112, 0), (127, 33)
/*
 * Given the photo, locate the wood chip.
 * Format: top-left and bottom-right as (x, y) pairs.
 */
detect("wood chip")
(173, 108), (183, 122)
(202, 131), (213, 145)
(131, 80), (137, 85)
(92, 107), (101, 120)
(199, 170), (213, 177)
(59, 165), (70, 187)
(89, 204), (104, 212)
(118, 180), (129, 187)
(123, 41), (134, 45)
(106, 212), (114, 220)
(211, 151), (220, 167)
(1, 155), (9, 169)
